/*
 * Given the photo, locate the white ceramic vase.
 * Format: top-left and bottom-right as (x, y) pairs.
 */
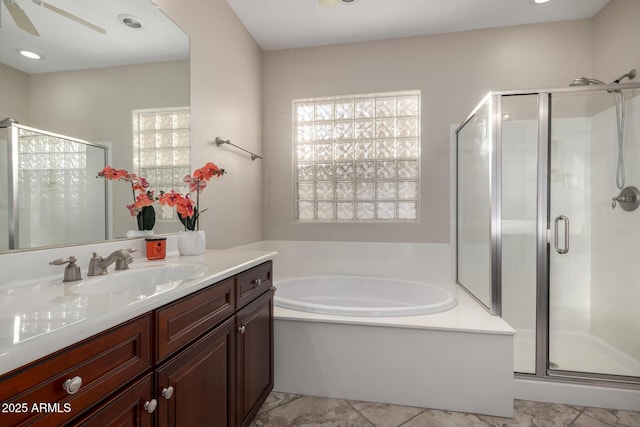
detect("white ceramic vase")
(177, 230), (206, 256)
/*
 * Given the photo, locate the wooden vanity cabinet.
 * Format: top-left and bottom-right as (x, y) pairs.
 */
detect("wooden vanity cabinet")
(154, 261), (274, 427)
(70, 373), (155, 427)
(155, 317), (236, 427)
(235, 261), (272, 310)
(0, 314), (152, 427)
(0, 260), (274, 427)
(155, 278), (235, 363)
(236, 288), (274, 427)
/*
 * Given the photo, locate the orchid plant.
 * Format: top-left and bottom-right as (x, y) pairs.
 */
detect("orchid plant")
(158, 162), (226, 231)
(97, 166), (155, 230)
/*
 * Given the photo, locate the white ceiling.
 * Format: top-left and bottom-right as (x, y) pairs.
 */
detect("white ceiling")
(1, 0), (610, 75)
(0, 0), (188, 74)
(226, 0), (610, 51)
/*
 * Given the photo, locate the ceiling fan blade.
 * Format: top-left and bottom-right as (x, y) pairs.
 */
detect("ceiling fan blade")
(3, 0), (40, 36)
(35, 0), (106, 34)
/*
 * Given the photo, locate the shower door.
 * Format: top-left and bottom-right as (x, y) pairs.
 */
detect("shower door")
(548, 88), (640, 379)
(1, 123), (109, 250)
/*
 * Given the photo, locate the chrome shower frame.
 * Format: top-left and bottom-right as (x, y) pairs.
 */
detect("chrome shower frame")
(455, 81), (640, 388)
(1, 122), (110, 250)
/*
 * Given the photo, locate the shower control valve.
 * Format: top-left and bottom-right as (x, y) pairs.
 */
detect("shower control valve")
(611, 196), (630, 209)
(611, 186), (640, 211)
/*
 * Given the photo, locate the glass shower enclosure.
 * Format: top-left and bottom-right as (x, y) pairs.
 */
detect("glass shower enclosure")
(456, 83), (640, 384)
(1, 120), (109, 250)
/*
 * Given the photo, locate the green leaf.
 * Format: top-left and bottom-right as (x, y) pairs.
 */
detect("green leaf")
(177, 206), (197, 231)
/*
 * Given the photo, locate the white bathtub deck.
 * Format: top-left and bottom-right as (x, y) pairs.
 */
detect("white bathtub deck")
(275, 285), (514, 335)
(274, 286), (516, 418)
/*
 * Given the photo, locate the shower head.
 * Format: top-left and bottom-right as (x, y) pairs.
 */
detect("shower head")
(613, 69), (636, 84)
(570, 70), (637, 87)
(569, 77), (606, 86)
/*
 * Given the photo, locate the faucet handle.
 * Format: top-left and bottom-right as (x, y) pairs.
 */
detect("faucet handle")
(115, 248), (137, 271)
(115, 257), (134, 270)
(50, 256), (82, 282)
(50, 256), (78, 266)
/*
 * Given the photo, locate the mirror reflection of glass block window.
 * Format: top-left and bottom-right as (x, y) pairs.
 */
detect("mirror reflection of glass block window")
(16, 128), (89, 234)
(293, 91), (420, 222)
(132, 108), (190, 220)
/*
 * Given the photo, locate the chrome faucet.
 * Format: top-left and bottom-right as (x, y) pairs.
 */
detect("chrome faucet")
(88, 248), (136, 276)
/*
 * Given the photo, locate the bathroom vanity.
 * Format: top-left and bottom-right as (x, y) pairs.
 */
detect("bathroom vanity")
(0, 250), (275, 427)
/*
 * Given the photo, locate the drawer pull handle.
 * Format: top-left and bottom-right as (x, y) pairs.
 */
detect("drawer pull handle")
(252, 278), (262, 286)
(144, 399), (158, 414)
(161, 386), (174, 400)
(62, 376), (83, 395)
(239, 325), (246, 334)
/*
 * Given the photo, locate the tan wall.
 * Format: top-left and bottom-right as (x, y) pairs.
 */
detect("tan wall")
(262, 20), (593, 243)
(0, 64), (30, 123)
(157, 0), (263, 248)
(593, 0), (640, 82)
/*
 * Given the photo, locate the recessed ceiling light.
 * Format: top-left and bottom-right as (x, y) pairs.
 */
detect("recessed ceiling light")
(118, 14), (144, 29)
(319, 0), (337, 7)
(17, 49), (42, 60)
(531, 0), (551, 4)
(319, 0), (359, 7)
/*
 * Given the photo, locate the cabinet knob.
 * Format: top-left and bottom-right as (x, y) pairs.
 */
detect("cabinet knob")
(62, 376), (83, 395)
(239, 325), (246, 334)
(252, 278), (262, 286)
(161, 386), (174, 400)
(144, 399), (158, 414)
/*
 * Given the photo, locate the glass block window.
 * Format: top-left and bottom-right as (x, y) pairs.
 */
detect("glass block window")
(17, 128), (87, 172)
(294, 91), (420, 221)
(17, 128), (88, 220)
(133, 107), (190, 220)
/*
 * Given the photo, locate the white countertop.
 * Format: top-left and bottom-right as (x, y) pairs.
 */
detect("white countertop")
(0, 249), (277, 376)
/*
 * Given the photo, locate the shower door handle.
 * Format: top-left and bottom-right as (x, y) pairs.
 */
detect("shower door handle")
(554, 215), (570, 254)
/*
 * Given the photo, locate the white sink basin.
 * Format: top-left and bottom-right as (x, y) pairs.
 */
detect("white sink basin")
(70, 262), (207, 295)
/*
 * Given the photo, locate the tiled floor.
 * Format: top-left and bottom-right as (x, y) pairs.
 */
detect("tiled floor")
(251, 392), (640, 427)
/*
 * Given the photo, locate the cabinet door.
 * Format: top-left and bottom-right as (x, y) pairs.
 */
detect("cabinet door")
(70, 373), (155, 427)
(236, 288), (274, 427)
(156, 316), (235, 427)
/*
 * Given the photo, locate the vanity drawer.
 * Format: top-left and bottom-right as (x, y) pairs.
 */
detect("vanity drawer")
(70, 373), (154, 427)
(0, 314), (152, 427)
(155, 277), (235, 362)
(236, 261), (273, 310)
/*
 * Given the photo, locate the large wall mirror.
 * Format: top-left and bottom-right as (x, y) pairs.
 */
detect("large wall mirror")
(0, 0), (189, 251)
